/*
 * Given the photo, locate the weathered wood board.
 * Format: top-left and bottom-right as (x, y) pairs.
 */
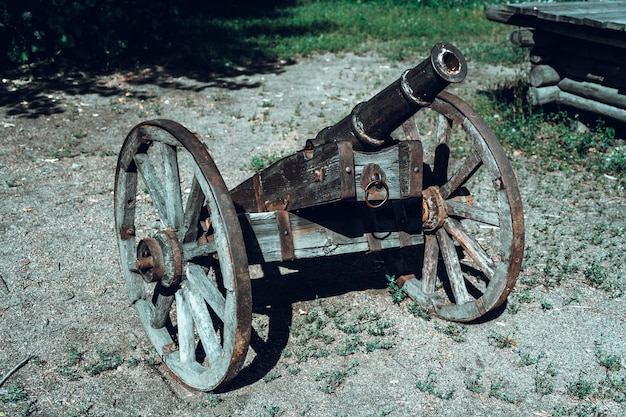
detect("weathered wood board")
(487, 1), (626, 122)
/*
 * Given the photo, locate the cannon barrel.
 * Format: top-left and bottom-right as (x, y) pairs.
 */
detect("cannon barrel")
(307, 43), (467, 151)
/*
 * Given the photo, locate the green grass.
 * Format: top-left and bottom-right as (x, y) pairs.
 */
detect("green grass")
(184, 1), (523, 68)
(474, 79), (625, 184)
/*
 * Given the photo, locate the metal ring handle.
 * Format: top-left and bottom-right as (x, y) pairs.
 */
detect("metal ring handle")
(364, 180), (389, 209)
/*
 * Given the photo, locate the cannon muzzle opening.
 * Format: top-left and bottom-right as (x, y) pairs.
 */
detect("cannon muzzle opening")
(431, 43), (467, 84)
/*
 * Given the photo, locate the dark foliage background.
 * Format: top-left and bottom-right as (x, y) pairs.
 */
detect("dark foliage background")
(0, 0), (294, 72)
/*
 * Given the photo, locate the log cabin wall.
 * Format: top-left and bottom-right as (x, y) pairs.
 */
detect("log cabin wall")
(486, 1), (626, 123)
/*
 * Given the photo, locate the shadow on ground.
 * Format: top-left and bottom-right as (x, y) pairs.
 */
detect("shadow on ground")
(219, 252), (390, 391)
(0, 0), (333, 118)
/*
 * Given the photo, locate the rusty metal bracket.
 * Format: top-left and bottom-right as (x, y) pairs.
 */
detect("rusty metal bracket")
(276, 210), (295, 261)
(398, 141), (423, 199)
(338, 141), (356, 199)
(265, 194), (290, 211)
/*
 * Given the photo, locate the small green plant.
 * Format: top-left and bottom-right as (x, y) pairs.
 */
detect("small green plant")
(415, 369), (454, 400)
(315, 360), (359, 394)
(365, 339), (394, 353)
(595, 340), (622, 372)
(195, 393), (222, 408)
(256, 405), (283, 417)
(488, 330), (517, 348)
(0, 384), (28, 403)
(287, 367), (301, 376)
(243, 152), (282, 172)
(518, 350), (546, 367)
(386, 274), (406, 304)
(489, 376), (519, 404)
(567, 374), (597, 400)
(597, 375), (626, 403)
(55, 346), (84, 381)
(407, 301), (432, 321)
(464, 371), (485, 394)
(535, 362), (558, 395)
(434, 322), (467, 343)
(336, 336), (361, 356)
(263, 370), (282, 383)
(514, 289), (534, 304)
(552, 402), (605, 417)
(84, 349), (123, 376)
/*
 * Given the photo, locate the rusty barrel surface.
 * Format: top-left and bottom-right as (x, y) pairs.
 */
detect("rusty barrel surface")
(308, 43), (467, 150)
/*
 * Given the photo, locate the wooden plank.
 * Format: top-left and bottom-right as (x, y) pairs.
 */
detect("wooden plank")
(134, 299), (173, 352)
(488, 2), (626, 29)
(241, 209), (424, 264)
(528, 85), (560, 106)
(445, 200), (499, 227)
(486, 2), (626, 43)
(557, 90), (626, 123)
(510, 28), (535, 47)
(230, 141), (353, 213)
(151, 288), (174, 329)
(354, 146), (402, 202)
(438, 152), (481, 200)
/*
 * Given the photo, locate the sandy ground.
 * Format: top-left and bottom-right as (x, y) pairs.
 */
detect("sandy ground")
(1, 52), (625, 417)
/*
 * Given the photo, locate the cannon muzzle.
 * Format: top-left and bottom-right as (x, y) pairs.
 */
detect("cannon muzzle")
(308, 42), (467, 150)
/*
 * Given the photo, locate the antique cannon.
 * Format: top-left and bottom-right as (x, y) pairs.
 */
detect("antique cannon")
(114, 43), (524, 391)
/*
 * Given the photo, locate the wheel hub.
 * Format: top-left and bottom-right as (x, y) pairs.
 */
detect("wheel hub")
(422, 186), (447, 232)
(135, 230), (183, 287)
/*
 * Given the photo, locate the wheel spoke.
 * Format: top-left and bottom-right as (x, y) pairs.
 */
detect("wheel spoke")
(433, 115), (452, 186)
(181, 176), (206, 243)
(151, 284), (174, 329)
(183, 284), (223, 364)
(436, 229), (471, 305)
(445, 200), (499, 226)
(443, 218), (495, 279)
(402, 118), (422, 141)
(182, 241), (217, 262)
(154, 141), (184, 230)
(175, 291), (196, 364)
(421, 233), (439, 294)
(439, 151), (481, 200)
(134, 153), (173, 229)
(186, 264), (226, 321)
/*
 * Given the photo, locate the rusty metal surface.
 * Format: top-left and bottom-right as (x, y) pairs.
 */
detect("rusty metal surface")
(309, 42), (467, 151)
(276, 210), (295, 261)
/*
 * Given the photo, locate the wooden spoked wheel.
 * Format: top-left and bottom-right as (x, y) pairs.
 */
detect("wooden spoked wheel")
(114, 119), (251, 391)
(398, 92), (524, 322)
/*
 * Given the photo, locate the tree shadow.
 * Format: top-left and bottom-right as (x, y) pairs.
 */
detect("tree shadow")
(0, 0), (335, 118)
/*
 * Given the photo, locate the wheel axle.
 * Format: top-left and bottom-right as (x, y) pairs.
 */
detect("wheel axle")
(135, 230), (183, 288)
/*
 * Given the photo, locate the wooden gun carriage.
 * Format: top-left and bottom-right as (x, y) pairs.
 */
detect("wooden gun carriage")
(114, 43), (525, 391)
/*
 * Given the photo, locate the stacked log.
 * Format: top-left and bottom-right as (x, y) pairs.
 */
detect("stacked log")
(486, 2), (626, 123)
